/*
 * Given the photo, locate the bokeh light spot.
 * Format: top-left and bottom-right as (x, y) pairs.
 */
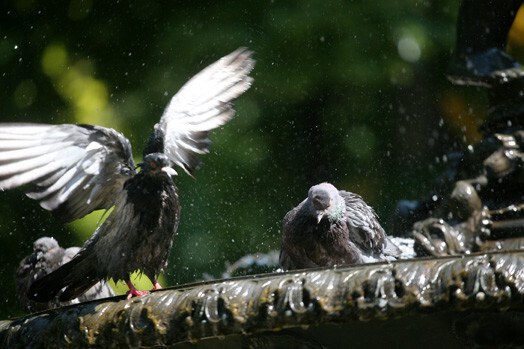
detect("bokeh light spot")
(398, 36), (421, 63)
(41, 44), (68, 78)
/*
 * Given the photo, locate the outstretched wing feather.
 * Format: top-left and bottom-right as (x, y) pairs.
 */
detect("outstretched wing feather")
(149, 47), (255, 175)
(0, 123), (135, 222)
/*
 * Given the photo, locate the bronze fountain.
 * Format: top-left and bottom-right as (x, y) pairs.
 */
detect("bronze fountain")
(2, 1), (524, 347)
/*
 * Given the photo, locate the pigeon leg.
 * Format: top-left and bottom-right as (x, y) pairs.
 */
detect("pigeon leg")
(152, 279), (162, 290)
(125, 280), (150, 299)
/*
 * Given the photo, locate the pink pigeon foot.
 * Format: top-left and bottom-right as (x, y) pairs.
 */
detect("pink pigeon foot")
(125, 280), (150, 299)
(153, 280), (162, 290)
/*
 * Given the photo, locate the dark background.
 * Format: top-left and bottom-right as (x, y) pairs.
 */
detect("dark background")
(1, 1), (523, 318)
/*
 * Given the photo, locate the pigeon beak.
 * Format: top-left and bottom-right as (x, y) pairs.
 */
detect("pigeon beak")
(316, 210), (326, 224)
(161, 166), (178, 178)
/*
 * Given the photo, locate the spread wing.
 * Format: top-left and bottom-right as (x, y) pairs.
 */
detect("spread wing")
(0, 123), (135, 222)
(144, 47), (255, 175)
(339, 190), (387, 254)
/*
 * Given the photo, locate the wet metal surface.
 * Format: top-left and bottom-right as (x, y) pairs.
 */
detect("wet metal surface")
(2, 250), (524, 347)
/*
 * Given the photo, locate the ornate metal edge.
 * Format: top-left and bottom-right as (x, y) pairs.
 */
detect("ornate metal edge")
(2, 250), (524, 348)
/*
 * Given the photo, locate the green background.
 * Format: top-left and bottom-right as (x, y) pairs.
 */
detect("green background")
(1, 0), (523, 318)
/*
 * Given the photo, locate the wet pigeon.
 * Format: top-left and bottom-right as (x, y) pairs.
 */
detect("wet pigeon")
(0, 47), (255, 301)
(279, 182), (400, 270)
(15, 237), (114, 313)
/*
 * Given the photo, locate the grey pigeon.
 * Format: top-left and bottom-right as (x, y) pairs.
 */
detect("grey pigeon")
(279, 183), (400, 270)
(0, 48), (255, 301)
(15, 237), (115, 313)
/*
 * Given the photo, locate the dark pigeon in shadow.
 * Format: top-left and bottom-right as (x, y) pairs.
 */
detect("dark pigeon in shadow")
(0, 48), (255, 301)
(280, 182), (400, 270)
(15, 237), (114, 313)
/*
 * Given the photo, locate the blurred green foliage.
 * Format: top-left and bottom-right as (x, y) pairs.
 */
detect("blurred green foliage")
(1, 1), (523, 319)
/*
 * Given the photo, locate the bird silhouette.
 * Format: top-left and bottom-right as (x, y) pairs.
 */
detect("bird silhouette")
(0, 47), (254, 301)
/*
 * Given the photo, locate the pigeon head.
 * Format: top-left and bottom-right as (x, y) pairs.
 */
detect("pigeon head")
(32, 237), (64, 265)
(308, 183), (345, 223)
(33, 237), (59, 255)
(139, 153), (177, 178)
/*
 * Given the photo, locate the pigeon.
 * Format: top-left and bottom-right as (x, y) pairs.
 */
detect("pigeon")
(15, 237), (65, 312)
(0, 47), (255, 301)
(279, 182), (400, 270)
(15, 237), (114, 313)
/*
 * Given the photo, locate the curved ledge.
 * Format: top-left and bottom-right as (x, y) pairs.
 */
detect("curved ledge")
(3, 250), (524, 347)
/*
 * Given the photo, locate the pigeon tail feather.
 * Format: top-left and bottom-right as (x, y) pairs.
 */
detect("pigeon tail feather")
(27, 250), (99, 303)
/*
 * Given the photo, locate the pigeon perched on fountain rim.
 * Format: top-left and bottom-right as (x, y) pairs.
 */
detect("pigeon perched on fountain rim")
(279, 182), (400, 270)
(15, 237), (115, 313)
(0, 47), (255, 300)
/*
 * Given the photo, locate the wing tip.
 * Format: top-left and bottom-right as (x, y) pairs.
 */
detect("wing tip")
(227, 47), (256, 74)
(159, 47), (256, 176)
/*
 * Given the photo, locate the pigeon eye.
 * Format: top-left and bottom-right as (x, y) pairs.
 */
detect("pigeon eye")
(150, 161), (156, 168)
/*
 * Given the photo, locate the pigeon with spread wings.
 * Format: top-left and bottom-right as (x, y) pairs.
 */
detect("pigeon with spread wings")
(0, 47), (255, 301)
